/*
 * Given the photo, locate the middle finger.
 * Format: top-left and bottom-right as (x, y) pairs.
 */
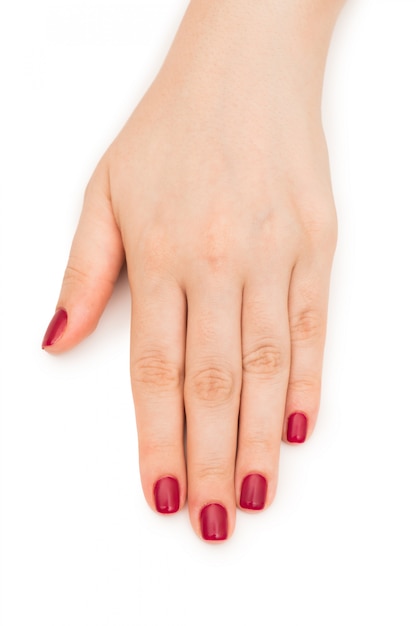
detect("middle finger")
(184, 269), (242, 542)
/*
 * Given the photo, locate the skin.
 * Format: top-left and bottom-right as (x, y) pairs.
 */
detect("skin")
(44, 0), (345, 540)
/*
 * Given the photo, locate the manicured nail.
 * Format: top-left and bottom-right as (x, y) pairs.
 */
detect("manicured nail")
(200, 503), (228, 541)
(154, 477), (180, 514)
(42, 309), (68, 348)
(240, 474), (267, 511)
(287, 412), (308, 443)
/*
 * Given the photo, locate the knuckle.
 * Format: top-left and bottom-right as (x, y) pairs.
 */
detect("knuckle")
(63, 258), (114, 294)
(287, 375), (321, 395)
(302, 212), (336, 236)
(141, 225), (172, 276)
(199, 217), (232, 272)
(187, 366), (236, 405)
(139, 436), (179, 459)
(290, 310), (325, 344)
(302, 212), (338, 253)
(243, 342), (289, 379)
(131, 351), (182, 393)
(63, 261), (91, 289)
(193, 458), (233, 483)
(200, 246), (230, 273)
(293, 193), (338, 249)
(241, 430), (276, 456)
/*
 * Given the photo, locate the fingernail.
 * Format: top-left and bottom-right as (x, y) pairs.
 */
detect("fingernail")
(42, 309), (68, 348)
(240, 474), (267, 511)
(287, 412), (308, 443)
(154, 477), (180, 514)
(200, 503), (228, 541)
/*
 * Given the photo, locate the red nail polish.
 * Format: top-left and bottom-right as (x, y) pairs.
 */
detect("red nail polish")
(287, 412), (307, 443)
(200, 503), (228, 541)
(42, 309), (68, 348)
(240, 474), (267, 510)
(154, 477), (180, 514)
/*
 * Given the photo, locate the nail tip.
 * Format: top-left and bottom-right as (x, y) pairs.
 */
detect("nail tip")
(203, 533), (227, 542)
(154, 503), (180, 516)
(200, 503), (228, 541)
(154, 476), (180, 515)
(287, 412), (308, 444)
(240, 474), (267, 510)
(156, 503), (180, 515)
(240, 501), (265, 511)
(287, 432), (307, 444)
(42, 309), (68, 349)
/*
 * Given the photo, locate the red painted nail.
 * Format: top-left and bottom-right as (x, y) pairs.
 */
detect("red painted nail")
(42, 309), (68, 348)
(240, 474), (267, 510)
(154, 477), (180, 514)
(200, 503), (228, 541)
(287, 412), (308, 443)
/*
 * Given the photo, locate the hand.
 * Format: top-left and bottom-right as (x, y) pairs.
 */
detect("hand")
(42, 0), (339, 541)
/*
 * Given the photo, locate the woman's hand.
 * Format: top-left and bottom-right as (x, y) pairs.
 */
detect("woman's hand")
(42, 0), (341, 540)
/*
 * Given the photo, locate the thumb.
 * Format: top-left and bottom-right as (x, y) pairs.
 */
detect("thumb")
(42, 162), (124, 352)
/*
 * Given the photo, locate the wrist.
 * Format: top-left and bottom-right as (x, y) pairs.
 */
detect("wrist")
(160, 0), (343, 111)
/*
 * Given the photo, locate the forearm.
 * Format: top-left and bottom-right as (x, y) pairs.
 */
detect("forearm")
(156, 0), (346, 120)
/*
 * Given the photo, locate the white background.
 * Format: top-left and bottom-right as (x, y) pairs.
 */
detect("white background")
(1, 1), (417, 624)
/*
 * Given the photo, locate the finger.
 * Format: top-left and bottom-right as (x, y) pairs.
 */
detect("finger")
(129, 261), (187, 515)
(235, 270), (291, 512)
(283, 254), (333, 444)
(184, 272), (242, 541)
(42, 161), (124, 352)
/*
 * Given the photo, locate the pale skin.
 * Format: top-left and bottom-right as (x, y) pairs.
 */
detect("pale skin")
(43, 0), (345, 541)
